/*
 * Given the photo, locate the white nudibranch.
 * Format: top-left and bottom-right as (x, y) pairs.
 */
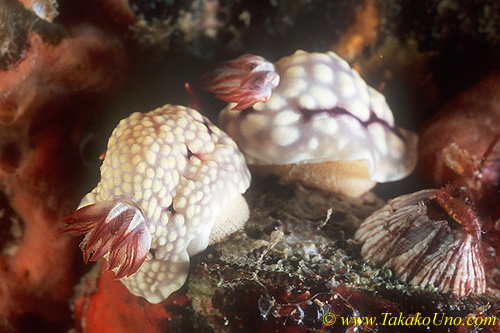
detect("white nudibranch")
(63, 105), (251, 303)
(203, 50), (418, 197)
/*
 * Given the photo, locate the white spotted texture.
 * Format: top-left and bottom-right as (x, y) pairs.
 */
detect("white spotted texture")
(218, 50), (417, 183)
(79, 105), (251, 303)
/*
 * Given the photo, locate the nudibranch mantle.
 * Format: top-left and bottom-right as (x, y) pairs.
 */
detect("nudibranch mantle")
(64, 105), (251, 303)
(205, 50), (417, 186)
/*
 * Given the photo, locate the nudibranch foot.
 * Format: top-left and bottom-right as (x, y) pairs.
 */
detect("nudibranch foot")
(252, 160), (376, 197)
(208, 194), (250, 245)
(202, 54), (280, 110)
(63, 199), (152, 279)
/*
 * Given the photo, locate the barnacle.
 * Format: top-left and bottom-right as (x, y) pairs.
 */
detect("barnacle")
(354, 186), (486, 297)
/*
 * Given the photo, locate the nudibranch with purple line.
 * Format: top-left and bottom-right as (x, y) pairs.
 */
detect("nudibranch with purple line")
(63, 105), (251, 303)
(203, 50), (418, 197)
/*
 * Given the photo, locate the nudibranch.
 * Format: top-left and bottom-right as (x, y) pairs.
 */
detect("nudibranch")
(354, 186), (486, 297)
(63, 105), (251, 303)
(203, 50), (417, 197)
